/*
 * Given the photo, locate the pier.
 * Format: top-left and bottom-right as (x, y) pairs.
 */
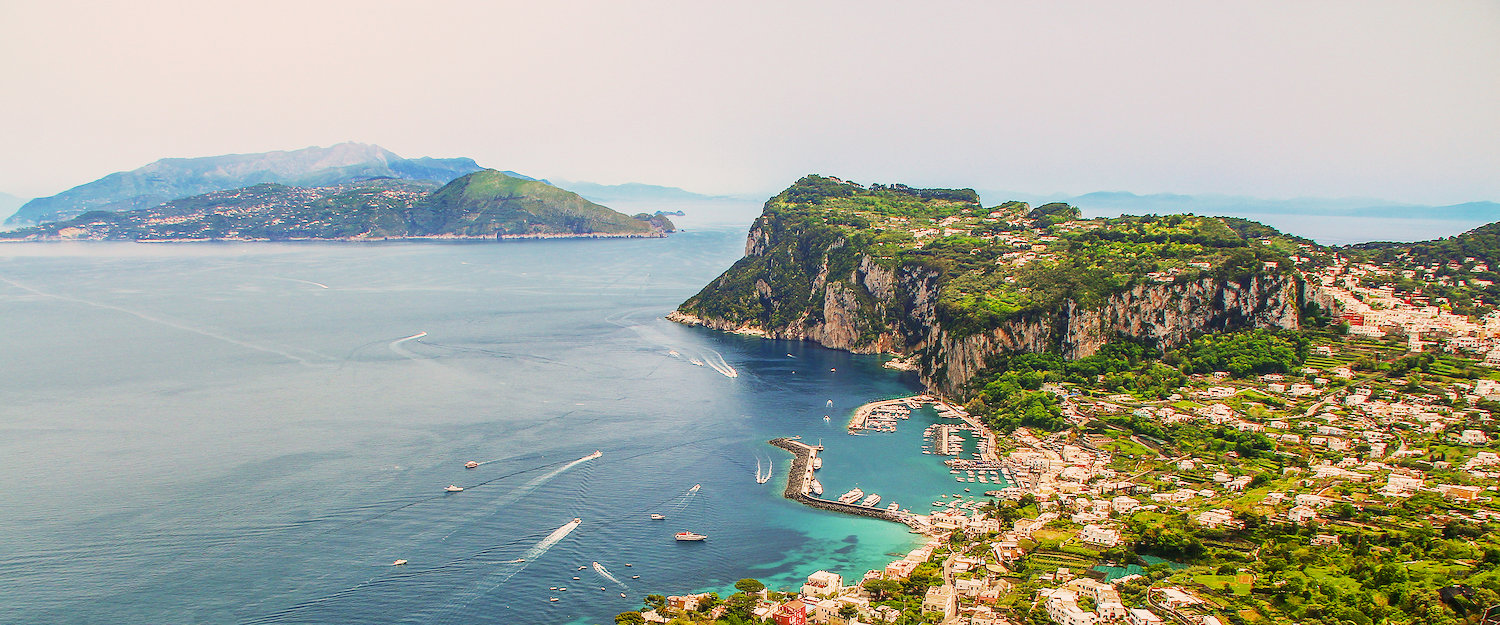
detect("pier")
(768, 438), (919, 527)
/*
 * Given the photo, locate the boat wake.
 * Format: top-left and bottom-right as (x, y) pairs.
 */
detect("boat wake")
(434, 451), (600, 541)
(701, 349), (738, 378)
(754, 456), (772, 484)
(592, 561), (627, 588)
(388, 331), (429, 361)
(410, 518), (583, 625)
(277, 277), (330, 289)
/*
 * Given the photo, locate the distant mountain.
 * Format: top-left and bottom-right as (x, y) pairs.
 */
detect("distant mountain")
(549, 180), (722, 204)
(0, 191), (25, 224)
(0, 171), (672, 241)
(5, 143), (484, 227)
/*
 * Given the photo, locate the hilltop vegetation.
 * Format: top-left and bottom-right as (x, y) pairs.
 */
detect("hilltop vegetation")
(681, 175), (1303, 342)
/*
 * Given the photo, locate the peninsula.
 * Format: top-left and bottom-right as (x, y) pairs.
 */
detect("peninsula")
(628, 175), (1500, 625)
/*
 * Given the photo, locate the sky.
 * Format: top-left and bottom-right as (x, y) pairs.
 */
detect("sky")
(1, 1), (1497, 204)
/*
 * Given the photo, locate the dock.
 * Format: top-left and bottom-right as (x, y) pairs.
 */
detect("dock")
(768, 438), (922, 528)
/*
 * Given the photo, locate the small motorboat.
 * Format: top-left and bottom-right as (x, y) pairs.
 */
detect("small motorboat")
(620, 592), (627, 598)
(549, 597), (559, 602)
(464, 461), (479, 469)
(650, 514), (665, 520)
(572, 576), (580, 580)
(600, 587), (606, 591)
(392, 559), (407, 566)
(631, 575), (640, 579)
(675, 531), (707, 541)
(444, 485), (464, 492)
(578, 565), (586, 571)
(624, 563), (631, 567)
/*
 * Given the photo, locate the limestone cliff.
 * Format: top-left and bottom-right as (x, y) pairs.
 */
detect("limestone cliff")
(673, 175), (1303, 398)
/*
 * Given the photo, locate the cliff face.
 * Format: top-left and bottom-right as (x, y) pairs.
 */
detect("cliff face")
(674, 179), (1302, 398)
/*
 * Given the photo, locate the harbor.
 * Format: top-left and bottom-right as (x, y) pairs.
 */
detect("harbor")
(767, 438), (919, 527)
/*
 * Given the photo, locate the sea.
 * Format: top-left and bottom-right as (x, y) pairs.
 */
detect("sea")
(0, 205), (996, 625)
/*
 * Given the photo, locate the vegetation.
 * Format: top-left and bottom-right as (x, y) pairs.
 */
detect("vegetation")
(1, 170), (670, 241)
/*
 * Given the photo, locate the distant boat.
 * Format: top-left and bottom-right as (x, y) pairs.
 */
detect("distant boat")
(826, 399), (834, 407)
(444, 485), (464, 492)
(584, 450), (603, 460)
(621, 592), (627, 598)
(464, 460), (479, 469)
(675, 531), (707, 541)
(689, 483), (701, 492)
(631, 575), (640, 579)
(392, 559), (407, 566)
(550, 597), (559, 602)
(650, 513), (665, 520)
(624, 563), (632, 567)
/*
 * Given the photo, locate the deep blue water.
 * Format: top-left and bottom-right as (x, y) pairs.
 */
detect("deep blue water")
(0, 213), (988, 625)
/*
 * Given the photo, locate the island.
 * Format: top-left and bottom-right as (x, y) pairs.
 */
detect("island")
(1, 170), (674, 242)
(623, 175), (1500, 625)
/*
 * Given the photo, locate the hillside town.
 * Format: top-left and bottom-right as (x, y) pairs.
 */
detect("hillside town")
(621, 220), (1500, 625)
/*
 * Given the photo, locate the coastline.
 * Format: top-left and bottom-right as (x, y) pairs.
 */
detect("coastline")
(0, 231), (669, 244)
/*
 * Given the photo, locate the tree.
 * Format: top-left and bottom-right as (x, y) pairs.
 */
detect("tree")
(864, 578), (902, 600)
(838, 603), (859, 620)
(644, 594), (666, 611)
(614, 611), (645, 625)
(734, 578), (765, 594)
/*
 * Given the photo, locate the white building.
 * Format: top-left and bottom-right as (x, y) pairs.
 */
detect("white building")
(801, 570), (843, 599)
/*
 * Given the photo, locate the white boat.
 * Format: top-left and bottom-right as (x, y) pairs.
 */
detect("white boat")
(584, 450), (603, 460)
(464, 461), (479, 469)
(631, 575), (640, 579)
(650, 513), (665, 520)
(887, 502), (899, 511)
(675, 531), (707, 541)
(550, 597), (559, 602)
(621, 593), (627, 598)
(837, 487), (865, 504)
(860, 494), (881, 507)
(392, 559), (407, 566)
(812, 457), (823, 470)
(444, 485), (464, 492)
(810, 479), (823, 496)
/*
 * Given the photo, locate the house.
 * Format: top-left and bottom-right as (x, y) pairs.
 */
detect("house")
(1439, 484), (1482, 502)
(1079, 524), (1120, 547)
(801, 570), (843, 599)
(1195, 509), (1238, 528)
(885, 559), (919, 579)
(1288, 505), (1317, 523)
(1460, 429), (1490, 445)
(1043, 589), (1097, 625)
(1312, 534), (1341, 546)
(668, 593), (708, 612)
(1127, 608), (1165, 625)
(923, 585), (957, 621)
(772, 599), (808, 625)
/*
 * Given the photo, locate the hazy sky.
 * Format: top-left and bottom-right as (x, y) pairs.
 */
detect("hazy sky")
(1, 1), (1496, 204)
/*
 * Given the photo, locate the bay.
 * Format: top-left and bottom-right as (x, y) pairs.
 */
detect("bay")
(0, 213), (975, 625)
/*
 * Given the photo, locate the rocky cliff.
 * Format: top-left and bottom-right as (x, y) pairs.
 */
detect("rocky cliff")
(672, 176), (1302, 397)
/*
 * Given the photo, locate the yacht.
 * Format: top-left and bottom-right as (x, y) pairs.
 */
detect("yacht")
(650, 513), (665, 520)
(392, 559), (407, 566)
(464, 461), (479, 469)
(444, 485), (464, 492)
(675, 531), (707, 541)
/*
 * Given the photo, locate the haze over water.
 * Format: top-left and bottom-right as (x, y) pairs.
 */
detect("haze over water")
(0, 210), (984, 625)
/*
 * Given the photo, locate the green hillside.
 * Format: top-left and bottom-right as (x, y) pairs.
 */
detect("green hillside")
(408, 170), (654, 236)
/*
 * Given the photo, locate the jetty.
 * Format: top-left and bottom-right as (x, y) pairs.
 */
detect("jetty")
(768, 438), (922, 528)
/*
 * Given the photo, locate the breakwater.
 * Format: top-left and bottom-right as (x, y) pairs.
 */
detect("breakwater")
(768, 438), (907, 524)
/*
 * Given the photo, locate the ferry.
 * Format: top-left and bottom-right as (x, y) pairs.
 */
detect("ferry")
(675, 531), (707, 541)
(837, 487), (865, 504)
(650, 513), (665, 520)
(392, 559), (407, 566)
(860, 493), (881, 507)
(464, 460), (479, 469)
(444, 485), (464, 492)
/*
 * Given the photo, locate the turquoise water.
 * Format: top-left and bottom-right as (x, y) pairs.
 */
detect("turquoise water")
(0, 217), (978, 625)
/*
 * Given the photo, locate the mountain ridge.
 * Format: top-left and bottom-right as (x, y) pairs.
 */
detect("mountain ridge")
(6, 143), (483, 227)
